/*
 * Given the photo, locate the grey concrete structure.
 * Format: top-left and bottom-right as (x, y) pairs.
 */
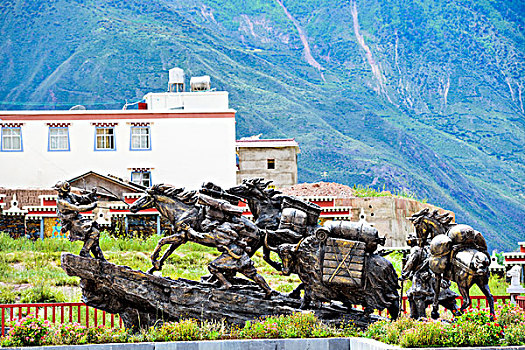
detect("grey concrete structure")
(3, 337), (398, 350)
(236, 138), (299, 188)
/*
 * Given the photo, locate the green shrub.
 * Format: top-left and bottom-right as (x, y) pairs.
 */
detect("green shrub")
(147, 319), (224, 342)
(382, 316), (417, 344)
(0, 285), (18, 303)
(0, 314), (51, 347)
(51, 322), (89, 345)
(20, 283), (65, 303)
(398, 320), (450, 348)
(232, 312), (338, 339)
(496, 303), (525, 327)
(363, 320), (389, 341)
(502, 323), (525, 346)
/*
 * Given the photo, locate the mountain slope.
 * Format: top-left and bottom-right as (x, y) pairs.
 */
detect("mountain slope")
(0, 0), (523, 250)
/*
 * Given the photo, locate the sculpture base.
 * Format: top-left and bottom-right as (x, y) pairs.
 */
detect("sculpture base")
(61, 253), (383, 331)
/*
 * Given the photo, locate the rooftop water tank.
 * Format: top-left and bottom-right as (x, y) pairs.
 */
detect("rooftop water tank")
(190, 75), (211, 92)
(168, 68), (185, 92)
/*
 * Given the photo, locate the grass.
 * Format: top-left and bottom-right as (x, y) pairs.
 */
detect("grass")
(352, 184), (427, 203)
(0, 232), (509, 306)
(0, 232), (301, 302)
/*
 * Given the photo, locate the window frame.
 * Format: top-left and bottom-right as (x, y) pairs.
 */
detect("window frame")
(131, 171), (152, 187)
(1, 126), (23, 152)
(129, 126), (151, 151)
(94, 126), (116, 151)
(48, 126), (70, 152)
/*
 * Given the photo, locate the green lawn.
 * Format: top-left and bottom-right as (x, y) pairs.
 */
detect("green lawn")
(0, 232), (509, 304)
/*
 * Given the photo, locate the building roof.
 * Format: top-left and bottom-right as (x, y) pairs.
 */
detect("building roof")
(0, 110), (235, 121)
(68, 171), (146, 193)
(236, 138), (299, 149)
(280, 182), (356, 198)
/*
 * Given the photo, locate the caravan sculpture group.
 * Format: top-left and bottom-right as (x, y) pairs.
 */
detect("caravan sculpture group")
(56, 177), (494, 325)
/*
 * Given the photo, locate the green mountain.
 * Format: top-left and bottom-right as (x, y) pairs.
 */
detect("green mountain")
(0, 0), (524, 250)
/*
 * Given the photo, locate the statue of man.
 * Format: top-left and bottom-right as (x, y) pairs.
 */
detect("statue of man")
(401, 232), (433, 319)
(401, 232), (458, 319)
(190, 193), (276, 298)
(54, 181), (106, 261)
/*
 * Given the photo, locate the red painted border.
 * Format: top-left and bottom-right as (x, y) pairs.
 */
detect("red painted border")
(0, 112), (235, 121)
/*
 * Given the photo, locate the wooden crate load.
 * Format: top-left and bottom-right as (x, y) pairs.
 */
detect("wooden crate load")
(322, 237), (366, 288)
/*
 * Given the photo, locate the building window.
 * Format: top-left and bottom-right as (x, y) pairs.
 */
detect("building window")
(48, 127), (70, 151)
(1, 127), (22, 152)
(267, 159), (275, 169)
(95, 127), (115, 151)
(131, 171), (151, 187)
(130, 126), (151, 150)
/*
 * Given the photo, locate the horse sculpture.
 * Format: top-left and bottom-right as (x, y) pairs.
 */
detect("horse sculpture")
(409, 208), (494, 320)
(128, 184), (276, 297)
(227, 178), (307, 271)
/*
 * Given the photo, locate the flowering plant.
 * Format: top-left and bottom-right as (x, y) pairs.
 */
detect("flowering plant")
(0, 314), (50, 347)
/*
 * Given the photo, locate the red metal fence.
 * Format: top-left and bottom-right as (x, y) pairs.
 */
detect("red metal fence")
(0, 296), (523, 336)
(518, 296), (525, 310)
(0, 302), (123, 337)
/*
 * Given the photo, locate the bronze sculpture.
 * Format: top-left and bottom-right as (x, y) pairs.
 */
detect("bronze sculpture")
(265, 223), (400, 319)
(54, 181), (105, 261)
(59, 177), (404, 329)
(227, 178), (322, 299)
(128, 184), (276, 298)
(400, 231), (458, 319)
(409, 208), (495, 320)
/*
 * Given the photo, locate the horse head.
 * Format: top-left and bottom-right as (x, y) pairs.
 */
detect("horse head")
(228, 178), (280, 202)
(129, 185), (160, 213)
(409, 208), (454, 244)
(129, 184), (196, 216)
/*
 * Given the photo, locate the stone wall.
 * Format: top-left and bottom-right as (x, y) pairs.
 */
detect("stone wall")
(237, 147), (298, 187)
(335, 197), (453, 248)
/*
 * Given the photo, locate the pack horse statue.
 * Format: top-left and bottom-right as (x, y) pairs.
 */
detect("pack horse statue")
(407, 208), (495, 320)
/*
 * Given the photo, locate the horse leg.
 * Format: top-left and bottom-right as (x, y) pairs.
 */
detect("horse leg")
(388, 302), (400, 321)
(300, 289), (312, 310)
(477, 277), (495, 321)
(263, 246), (282, 271)
(150, 244), (178, 273)
(431, 274), (442, 319)
(408, 296), (419, 319)
(287, 283), (304, 299)
(457, 284), (472, 314)
(148, 232), (186, 273)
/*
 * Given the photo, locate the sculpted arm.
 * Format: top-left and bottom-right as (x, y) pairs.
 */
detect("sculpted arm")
(401, 246), (420, 280)
(57, 199), (97, 212)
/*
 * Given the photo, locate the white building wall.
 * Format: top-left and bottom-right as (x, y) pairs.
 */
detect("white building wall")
(0, 111), (236, 189)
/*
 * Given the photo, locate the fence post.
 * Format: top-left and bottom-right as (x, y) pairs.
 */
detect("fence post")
(2, 307), (5, 337)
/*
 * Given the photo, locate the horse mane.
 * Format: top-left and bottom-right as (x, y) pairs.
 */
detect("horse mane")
(243, 178), (281, 198)
(409, 208), (455, 242)
(148, 184), (198, 205)
(409, 208), (454, 226)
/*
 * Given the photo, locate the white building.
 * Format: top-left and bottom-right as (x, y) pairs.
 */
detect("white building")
(0, 70), (237, 189)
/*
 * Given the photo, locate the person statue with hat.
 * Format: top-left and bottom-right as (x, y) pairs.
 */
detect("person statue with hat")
(54, 180), (106, 261)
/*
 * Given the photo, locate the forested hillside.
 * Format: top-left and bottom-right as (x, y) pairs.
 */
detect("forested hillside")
(0, 0), (524, 250)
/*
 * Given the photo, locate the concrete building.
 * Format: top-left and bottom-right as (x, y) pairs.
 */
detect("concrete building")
(0, 70), (237, 189)
(236, 137), (299, 188)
